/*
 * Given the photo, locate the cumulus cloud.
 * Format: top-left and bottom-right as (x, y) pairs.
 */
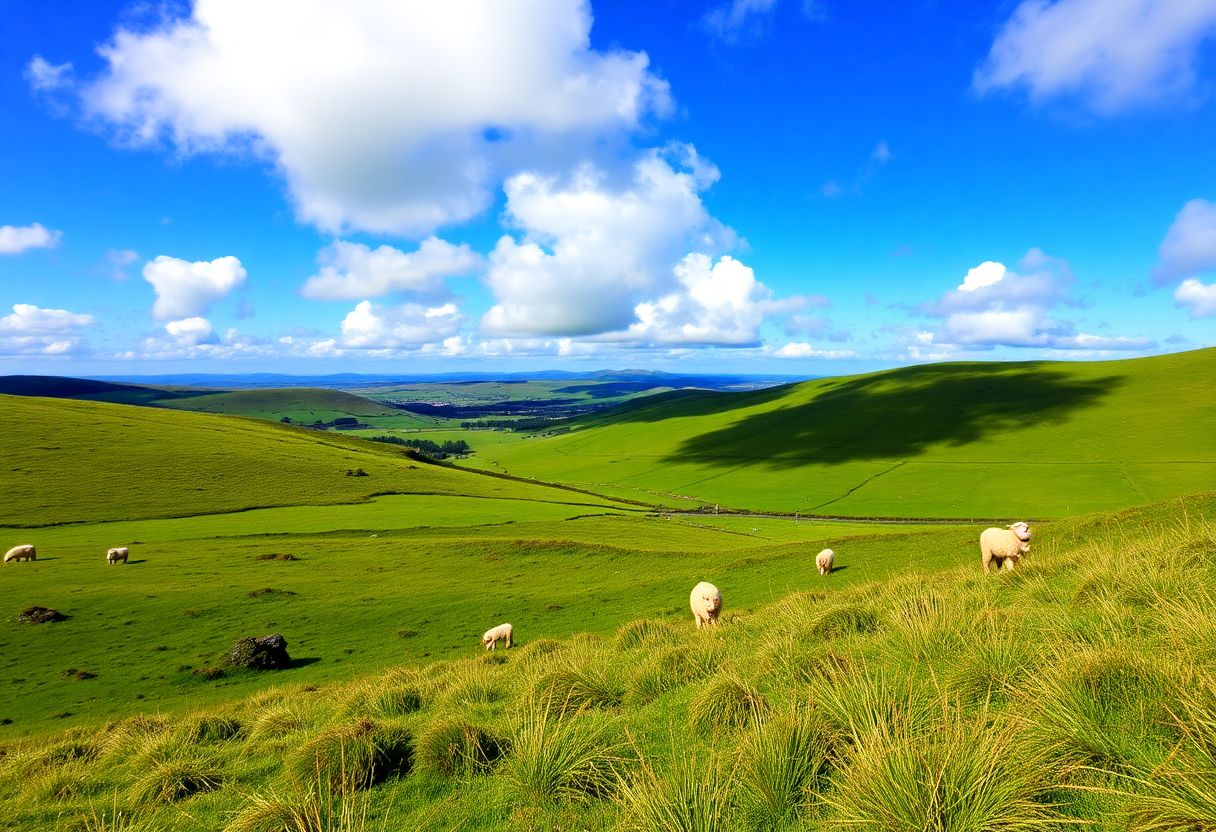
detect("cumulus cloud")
(0, 223), (62, 254)
(773, 341), (856, 359)
(164, 316), (216, 345)
(143, 255), (247, 320)
(66, 0), (671, 236)
(301, 238), (480, 301)
(920, 249), (1152, 350)
(702, 0), (779, 40)
(1154, 198), (1216, 285)
(339, 300), (463, 350)
(1175, 278), (1216, 318)
(25, 55), (74, 92)
(482, 146), (734, 337)
(0, 303), (94, 356)
(614, 253), (789, 346)
(974, 0), (1216, 113)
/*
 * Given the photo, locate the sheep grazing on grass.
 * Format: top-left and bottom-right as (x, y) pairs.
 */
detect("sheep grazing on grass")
(4, 545), (36, 564)
(816, 548), (835, 576)
(690, 581), (722, 629)
(980, 522), (1032, 573)
(482, 623), (513, 651)
(107, 547), (129, 565)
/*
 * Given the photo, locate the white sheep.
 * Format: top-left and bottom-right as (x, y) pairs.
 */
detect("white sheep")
(816, 548), (835, 576)
(4, 544), (36, 564)
(980, 522), (1032, 573)
(690, 581), (722, 629)
(107, 547), (129, 565)
(482, 622), (513, 650)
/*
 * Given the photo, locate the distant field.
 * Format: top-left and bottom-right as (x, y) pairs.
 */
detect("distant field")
(461, 348), (1216, 519)
(159, 387), (446, 430)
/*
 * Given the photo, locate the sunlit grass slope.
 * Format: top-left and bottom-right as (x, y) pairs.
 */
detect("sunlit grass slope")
(464, 348), (1216, 519)
(0, 394), (610, 526)
(3, 493), (1213, 830)
(159, 387), (442, 429)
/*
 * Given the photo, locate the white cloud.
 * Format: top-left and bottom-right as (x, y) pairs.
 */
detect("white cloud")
(165, 316), (216, 345)
(0, 223), (62, 254)
(143, 255), (247, 320)
(1154, 198), (1216, 285)
(482, 146), (734, 337)
(871, 140), (891, 163)
(301, 238), (480, 301)
(1175, 278), (1216, 318)
(615, 253), (783, 346)
(974, 0), (1216, 113)
(339, 300), (463, 350)
(921, 250), (1151, 350)
(703, 0), (779, 40)
(25, 55), (74, 92)
(105, 248), (140, 280)
(773, 341), (856, 359)
(0, 303), (94, 356)
(69, 0), (671, 236)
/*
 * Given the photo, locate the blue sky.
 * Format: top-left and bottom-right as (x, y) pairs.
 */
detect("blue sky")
(1, 0), (1214, 376)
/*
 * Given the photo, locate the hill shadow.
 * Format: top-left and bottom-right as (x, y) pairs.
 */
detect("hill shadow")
(611, 364), (1125, 468)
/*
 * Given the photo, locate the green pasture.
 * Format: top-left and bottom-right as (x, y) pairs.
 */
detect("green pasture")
(462, 348), (1216, 519)
(160, 387), (445, 429)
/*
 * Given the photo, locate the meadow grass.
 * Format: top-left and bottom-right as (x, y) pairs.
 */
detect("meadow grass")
(459, 348), (1216, 518)
(0, 493), (1213, 830)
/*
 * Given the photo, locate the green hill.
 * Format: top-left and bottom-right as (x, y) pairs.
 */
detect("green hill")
(462, 348), (1216, 519)
(158, 387), (442, 428)
(0, 394), (615, 526)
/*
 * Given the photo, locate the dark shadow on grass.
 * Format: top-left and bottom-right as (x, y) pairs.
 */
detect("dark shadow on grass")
(605, 363), (1125, 468)
(289, 657), (321, 669)
(825, 565), (849, 574)
(124, 559), (147, 565)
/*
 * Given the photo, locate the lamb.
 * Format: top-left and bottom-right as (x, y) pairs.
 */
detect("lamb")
(690, 581), (722, 629)
(482, 622), (513, 651)
(4, 544), (36, 564)
(980, 522), (1032, 573)
(816, 548), (835, 575)
(107, 547), (129, 565)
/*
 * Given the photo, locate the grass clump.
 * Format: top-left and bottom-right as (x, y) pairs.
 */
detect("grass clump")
(734, 710), (833, 827)
(615, 618), (681, 651)
(286, 719), (413, 791)
(129, 756), (223, 803)
(415, 714), (506, 777)
(501, 702), (626, 804)
(627, 644), (720, 706)
(688, 673), (767, 733)
(617, 751), (732, 832)
(530, 656), (624, 713)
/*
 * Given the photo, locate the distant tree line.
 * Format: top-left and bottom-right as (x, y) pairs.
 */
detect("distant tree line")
(368, 435), (471, 458)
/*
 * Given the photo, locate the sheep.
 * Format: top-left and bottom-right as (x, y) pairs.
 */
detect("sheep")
(690, 581), (722, 629)
(816, 548), (835, 576)
(4, 544), (36, 564)
(980, 522), (1032, 573)
(482, 622), (513, 651)
(106, 547), (129, 565)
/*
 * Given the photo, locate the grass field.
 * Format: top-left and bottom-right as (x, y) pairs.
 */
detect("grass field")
(459, 348), (1216, 519)
(3, 352), (1215, 830)
(159, 388), (446, 430)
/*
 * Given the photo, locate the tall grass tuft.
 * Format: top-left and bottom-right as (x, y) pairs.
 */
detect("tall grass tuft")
(826, 709), (1060, 830)
(179, 714), (244, 744)
(688, 673), (767, 734)
(616, 750), (732, 832)
(224, 783), (374, 832)
(128, 756), (223, 803)
(286, 719), (413, 791)
(734, 710), (833, 828)
(530, 655), (624, 713)
(415, 714), (506, 777)
(809, 602), (881, 640)
(615, 618), (681, 651)
(626, 644), (721, 706)
(807, 665), (932, 745)
(501, 700), (627, 804)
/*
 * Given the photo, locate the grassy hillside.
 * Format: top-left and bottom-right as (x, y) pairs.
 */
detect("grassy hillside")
(159, 387), (443, 429)
(0, 394), (615, 526)
(2, 493), (1213, 830)
(462, 349), (1216, 519)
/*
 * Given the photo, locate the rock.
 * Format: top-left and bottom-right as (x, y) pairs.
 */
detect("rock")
(17, 606), (65, 624)
(227, 634), (292, 670)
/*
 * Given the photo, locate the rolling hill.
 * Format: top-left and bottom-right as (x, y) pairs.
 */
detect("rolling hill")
(461, 348), (1216, 519)
(0, 394), (621, 526)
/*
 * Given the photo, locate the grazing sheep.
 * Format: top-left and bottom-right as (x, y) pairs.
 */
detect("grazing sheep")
(482, 623), (513, 651)
(816, 548), (835, 576)
(690, 581), (722, 629)
(106, 547), (129, 565)
(980, 522), (1032, 573)
(4, 544), (36, 564)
